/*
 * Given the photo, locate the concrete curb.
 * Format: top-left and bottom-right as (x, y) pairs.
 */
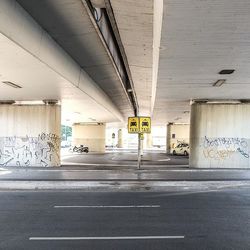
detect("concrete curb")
(1, 180), (250, 191)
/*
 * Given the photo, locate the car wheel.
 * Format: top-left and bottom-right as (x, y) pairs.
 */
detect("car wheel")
(173, 150), (176, 155)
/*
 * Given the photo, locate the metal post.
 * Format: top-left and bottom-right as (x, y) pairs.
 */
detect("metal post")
(138, 133), (144, 169)
(138, 133), (142, 169)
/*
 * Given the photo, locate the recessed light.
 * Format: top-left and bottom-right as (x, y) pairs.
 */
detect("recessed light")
(2, 81), (22, 88)
(219, 69), (235, 75)
(213, 79), (226, 87)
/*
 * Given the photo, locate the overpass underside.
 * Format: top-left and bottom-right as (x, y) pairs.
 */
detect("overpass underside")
(1, 0), (250, 169)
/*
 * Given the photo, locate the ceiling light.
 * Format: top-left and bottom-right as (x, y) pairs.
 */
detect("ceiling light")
(207, 100), (241, 104)
(213, 79), (226, 87)
(2, 81), (22, 88)
(219, 69), (235, 75)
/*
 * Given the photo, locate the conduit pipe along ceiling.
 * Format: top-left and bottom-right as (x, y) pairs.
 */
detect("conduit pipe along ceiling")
(86, 0), (139, 115)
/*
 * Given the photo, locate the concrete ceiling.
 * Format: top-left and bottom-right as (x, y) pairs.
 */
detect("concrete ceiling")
(17, 0), (134, 119)
(110, 0), (154, 116)
(3, 0), (250, 127)
(153, 0), (250, 125)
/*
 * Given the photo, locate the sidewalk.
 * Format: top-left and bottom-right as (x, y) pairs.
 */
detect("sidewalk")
(0, 165), (250, 191)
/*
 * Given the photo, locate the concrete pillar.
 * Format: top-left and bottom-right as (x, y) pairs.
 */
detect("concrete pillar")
(166, 123), (190, 153)
(72, 123), (106, 152)
(146, 133), (153, 149)
(117, 129), (123, 148)
(190, 103), (250, 168)
(0, 104), (61, 167)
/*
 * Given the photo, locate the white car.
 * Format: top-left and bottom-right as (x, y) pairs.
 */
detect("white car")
(172, 143), (189, 156)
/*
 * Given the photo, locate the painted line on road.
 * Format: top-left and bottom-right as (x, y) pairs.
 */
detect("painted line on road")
(157, 158), (171, 162)
(53, 205), (160, 208)
(29, 235), (184, 241)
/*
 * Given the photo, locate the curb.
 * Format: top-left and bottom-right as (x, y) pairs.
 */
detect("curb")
(1, 180), (250, 191)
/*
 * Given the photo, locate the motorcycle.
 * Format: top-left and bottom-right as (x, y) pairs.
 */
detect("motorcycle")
(72, 145), (89, 153)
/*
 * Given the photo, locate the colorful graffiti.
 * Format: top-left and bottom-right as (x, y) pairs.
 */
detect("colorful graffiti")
(202, 136), (249, 161)
(0, 133), (60, 167)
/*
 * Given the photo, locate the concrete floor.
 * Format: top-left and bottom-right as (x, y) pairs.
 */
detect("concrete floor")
(61, 149), (189, 166)
(1, 188), (250, 250)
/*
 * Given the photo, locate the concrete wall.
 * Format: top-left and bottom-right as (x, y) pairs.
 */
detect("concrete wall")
(166, 124), (190, 153)
(72, 123), (106, 152)
(190, 103), (250, 168)
(0, 105), (61, 167)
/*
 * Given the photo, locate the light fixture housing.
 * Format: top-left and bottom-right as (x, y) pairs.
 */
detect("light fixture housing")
(2, 81), (22, 88)
(219, 69), (235, 75)
(213, 79), (226, 87)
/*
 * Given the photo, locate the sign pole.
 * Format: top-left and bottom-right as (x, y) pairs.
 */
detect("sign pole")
(138, 133), (142, 169)
(128, 116), (150, 170)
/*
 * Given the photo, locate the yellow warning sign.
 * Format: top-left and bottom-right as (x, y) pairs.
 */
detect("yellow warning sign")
(128, 117), (139, 133)
(139, 117), (151, 133)
(128, 117), (151, 134)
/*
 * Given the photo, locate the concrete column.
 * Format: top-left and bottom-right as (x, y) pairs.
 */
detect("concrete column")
(72, 123), (106, 152)
(0, 104), (61, 167)
(117, 129), (123, 148)
(146, 133), (153, 149)
(166, 123), (190, 153)
(190, 103), (250, 168)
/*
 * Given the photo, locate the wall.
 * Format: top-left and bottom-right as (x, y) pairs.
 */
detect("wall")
(166, 124), (190, 153)
(190, 103), (250, 168)
(72, 123), (106, 152)
(0, 105), (61, 167)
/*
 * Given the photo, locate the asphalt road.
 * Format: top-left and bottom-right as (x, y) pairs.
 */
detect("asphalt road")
(1, 189), (250, 249)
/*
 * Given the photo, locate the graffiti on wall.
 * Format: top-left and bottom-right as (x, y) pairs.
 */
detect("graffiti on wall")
(202, 136), (249, 161)
(0, 133), (60, 167)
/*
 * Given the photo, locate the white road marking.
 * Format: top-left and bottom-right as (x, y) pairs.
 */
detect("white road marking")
(157, 158), (171, 162)
(53, 205), (160, 208)
(29, 235), (184, 241)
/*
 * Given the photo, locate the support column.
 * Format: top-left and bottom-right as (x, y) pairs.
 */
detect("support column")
(190, 103), (250, 168)
(146, 133), (153, 149)
(72, 123), (106, 152)
(117, 129), (123, 148)
(0, 104), (61, 167)
(166, 123), (190, 153)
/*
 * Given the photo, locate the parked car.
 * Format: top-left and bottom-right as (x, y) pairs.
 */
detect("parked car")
(172, 143), (189, 156)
